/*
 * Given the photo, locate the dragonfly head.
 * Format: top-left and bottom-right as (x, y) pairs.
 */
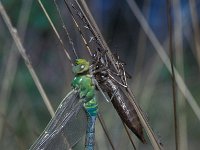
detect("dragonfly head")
(73, 59), (90, 74)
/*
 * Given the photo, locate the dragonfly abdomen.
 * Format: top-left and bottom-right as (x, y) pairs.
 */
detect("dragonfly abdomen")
(85, 115), (96, 150)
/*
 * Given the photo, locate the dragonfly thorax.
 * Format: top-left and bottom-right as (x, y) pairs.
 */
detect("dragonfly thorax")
(72, 59), (98, 117)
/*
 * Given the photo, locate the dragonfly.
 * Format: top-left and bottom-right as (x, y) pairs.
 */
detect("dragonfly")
(62, 0), (163, 148)
(29, 55), (144, 150)
(63, 0), (146, 143)
(30, 59), (99, 150)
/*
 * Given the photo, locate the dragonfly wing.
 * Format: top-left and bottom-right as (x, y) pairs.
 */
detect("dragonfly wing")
(30, 90), (87, 150)
(64, 0), (104, 53)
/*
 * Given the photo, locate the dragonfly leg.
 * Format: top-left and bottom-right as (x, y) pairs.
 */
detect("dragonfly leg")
(108, 73), (128, 88)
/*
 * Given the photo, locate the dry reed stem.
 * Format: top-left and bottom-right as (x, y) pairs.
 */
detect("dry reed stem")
(0, 1), (55, 117)
(131, 2), (151, 148)
(0, 0), (33, 139)
(166, 0), (179, 149)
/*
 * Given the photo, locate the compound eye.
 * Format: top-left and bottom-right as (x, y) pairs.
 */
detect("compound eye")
(81, 65), (85, 69)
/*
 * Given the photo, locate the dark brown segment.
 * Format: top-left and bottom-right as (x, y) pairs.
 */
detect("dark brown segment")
(105, 79), (146, 143)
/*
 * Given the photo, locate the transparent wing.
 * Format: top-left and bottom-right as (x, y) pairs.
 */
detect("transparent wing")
(30, 90), (87, 150)
(64, 0), (105, 53)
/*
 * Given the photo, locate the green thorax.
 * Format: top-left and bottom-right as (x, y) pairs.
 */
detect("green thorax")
(71, 59), (98, 116)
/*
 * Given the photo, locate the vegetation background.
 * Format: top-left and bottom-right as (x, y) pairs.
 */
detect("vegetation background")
(0, 0), (200, 149)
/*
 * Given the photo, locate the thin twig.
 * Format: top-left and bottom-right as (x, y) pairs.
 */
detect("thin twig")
(126, 0), (200, 121)
(166, 0), (179, 149)
(0, 1), (55, 117)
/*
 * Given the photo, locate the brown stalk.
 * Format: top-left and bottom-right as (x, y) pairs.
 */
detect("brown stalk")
(166, 0), (179, 149)
(0, 1), (55, 117)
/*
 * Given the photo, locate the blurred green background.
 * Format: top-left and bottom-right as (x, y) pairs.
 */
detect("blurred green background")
(0, 0), (200, 149)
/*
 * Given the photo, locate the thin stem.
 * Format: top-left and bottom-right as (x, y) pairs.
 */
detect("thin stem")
(166, 0), (179, 149)
(0, 1), (55, 117)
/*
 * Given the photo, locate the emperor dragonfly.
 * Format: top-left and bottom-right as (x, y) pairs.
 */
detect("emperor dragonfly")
(30, 59), (98, 150)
